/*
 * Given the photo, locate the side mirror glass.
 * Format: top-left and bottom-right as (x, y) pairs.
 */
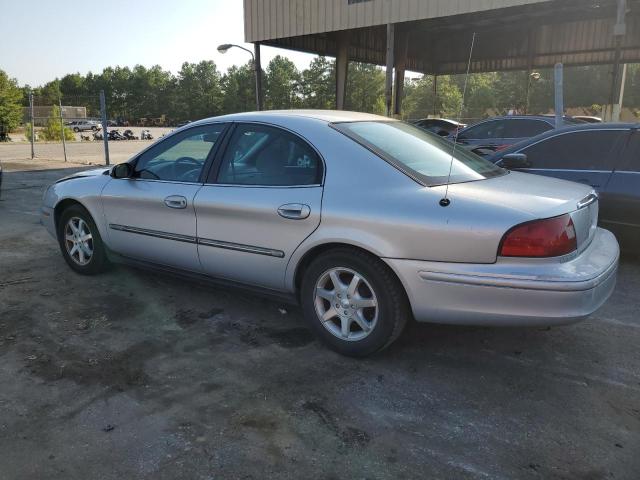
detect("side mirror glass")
(111, 163), (134, 179)
(500, 153), (531, 170)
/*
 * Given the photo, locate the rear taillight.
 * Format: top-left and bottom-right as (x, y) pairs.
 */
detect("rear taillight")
(499, 214), (577, 258)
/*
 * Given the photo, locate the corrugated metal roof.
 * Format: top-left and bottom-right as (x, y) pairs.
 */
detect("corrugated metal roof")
(246, 0), (640, 74)
(244, 0), (552, 43)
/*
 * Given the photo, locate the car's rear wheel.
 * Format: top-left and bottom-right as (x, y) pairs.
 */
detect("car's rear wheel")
(301, 248), (409, 357)
(57, 204), (109, 275)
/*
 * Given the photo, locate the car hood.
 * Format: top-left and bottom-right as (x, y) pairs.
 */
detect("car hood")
(55, 167), (111, 184)
(440, 171), (594, 219)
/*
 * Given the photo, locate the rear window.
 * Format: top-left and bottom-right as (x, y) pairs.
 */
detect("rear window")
(333, 121), (506, 186)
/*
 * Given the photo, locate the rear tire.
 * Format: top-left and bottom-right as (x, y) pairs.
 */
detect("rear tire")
(301, 248), (410, 357)
(57, 204), (109, 275)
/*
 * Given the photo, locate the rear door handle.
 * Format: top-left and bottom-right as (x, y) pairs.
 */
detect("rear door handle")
(164, 195), (188, 209)
(277, 203), (311, 220)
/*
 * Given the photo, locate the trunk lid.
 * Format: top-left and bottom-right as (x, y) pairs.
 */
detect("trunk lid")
(442, 171), (599, 252)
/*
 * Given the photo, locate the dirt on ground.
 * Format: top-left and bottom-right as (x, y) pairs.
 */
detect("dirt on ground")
(1, 161), (639, 479)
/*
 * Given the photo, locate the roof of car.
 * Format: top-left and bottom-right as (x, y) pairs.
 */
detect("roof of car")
(192, 110), (391, 125)
(491, 122), (640, 159)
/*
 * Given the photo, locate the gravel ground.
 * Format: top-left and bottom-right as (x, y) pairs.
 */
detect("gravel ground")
(0, 161), (639, 479)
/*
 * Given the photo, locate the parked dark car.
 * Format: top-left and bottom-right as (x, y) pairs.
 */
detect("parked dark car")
(573, 115), (602, 123)
(490, 123), (640, 247)
(412, 118), (466, 136)
(452, 115), (583, 155)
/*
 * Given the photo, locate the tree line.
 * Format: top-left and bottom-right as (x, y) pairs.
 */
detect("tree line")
(1, 56), (639, 131)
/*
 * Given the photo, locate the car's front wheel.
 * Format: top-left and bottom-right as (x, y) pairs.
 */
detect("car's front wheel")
(73, 127), (80, 132)
(57, 204), (109, 275)
(301, 248), (410, 357)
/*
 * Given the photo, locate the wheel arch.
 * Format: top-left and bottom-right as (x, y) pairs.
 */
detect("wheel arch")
(54, 198), (90, 234)
(291, 241), (409, 305)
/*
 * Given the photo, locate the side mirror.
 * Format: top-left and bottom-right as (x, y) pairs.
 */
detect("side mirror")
(500, 153), (531, 170)
(111, 163), (134, 179)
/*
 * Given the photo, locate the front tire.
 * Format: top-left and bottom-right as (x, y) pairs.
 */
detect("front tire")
(301, 248), (410, 357)
(57, 204), (109, 275)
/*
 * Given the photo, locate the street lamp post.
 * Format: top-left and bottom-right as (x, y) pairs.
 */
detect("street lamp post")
(525, 71), (541, 115)
(217, 43), (261, 111)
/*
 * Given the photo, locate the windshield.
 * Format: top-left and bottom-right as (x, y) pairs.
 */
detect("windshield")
(332, 121), (505, 186)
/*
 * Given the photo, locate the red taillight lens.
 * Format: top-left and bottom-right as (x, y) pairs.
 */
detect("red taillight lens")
(499, 214), (577, 258)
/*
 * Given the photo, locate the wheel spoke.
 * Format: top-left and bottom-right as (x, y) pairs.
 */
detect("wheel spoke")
(353, 311), (372, 332)
(69, 221), (79, 235)
(69, 244), (78, 257)
(340, 317), (351, 338)
(316, 287), (334, 302)
(329, 270), (345, 291)
(65, 234), (75, 242)
(80, 233), (92, 243)
(78, 219), (87, 234)
(78, 248), (85, 264)
(322, 307), (338, 322)
(347, 274), (361, 297)
(352, 296), (376, 309)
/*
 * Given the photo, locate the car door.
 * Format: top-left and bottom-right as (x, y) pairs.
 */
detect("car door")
(101, 123), (228, 271)
(194, 122), (324, 290)
(601, 128), (640, 233)
(514, 129), (627, 191)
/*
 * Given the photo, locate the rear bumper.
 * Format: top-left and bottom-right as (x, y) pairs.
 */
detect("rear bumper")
(385, 228), (619, 326)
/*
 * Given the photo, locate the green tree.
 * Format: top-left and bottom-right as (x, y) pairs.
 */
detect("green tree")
(175, 61), (223, 121)
(265, 55), (301, 110)
(221, 62), (257, 114)
(0, 70), (23, 131)
(301, 56), (335, 109)
(345, 62), (386, 114)
(404, 75), (462, 119)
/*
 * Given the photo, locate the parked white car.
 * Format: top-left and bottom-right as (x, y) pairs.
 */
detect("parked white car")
(65, 120), (101, 132)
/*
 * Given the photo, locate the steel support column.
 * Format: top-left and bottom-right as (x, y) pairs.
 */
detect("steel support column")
(335, 31), (349, 110)
(385, 23), (395, 117)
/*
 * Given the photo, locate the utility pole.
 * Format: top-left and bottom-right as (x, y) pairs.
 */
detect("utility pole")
(100, 90), (110, 166)
(59, 98), (68, 163)
(29, 93), (35, 159)
(554, 63), (564, 129)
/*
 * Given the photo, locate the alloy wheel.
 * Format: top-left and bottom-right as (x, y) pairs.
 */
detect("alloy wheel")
(64, 217), (94, 266)
(314, 267), (379, 342)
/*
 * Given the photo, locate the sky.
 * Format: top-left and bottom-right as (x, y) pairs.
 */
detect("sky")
(0, 0), (318, 87)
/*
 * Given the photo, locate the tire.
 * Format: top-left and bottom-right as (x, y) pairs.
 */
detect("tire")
(300, 248), (410, 357)
(73, 127), (80, 132)
(57, 204), (109, 275)
(92, 126), (98, 131)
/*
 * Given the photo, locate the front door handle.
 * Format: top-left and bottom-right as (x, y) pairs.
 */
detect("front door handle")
(277, 203), (311, 220)
(164, 195), (188, 209)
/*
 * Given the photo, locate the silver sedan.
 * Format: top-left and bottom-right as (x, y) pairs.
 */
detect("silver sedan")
(41, 111), (619, 357)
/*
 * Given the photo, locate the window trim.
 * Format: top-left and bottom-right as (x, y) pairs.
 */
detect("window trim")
(205, 121), (326, 188)
(123, 122), (231, 185)
(513, 128), (630, 171)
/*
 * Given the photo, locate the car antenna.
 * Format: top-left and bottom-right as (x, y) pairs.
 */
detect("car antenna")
(440, 32), (477, 207)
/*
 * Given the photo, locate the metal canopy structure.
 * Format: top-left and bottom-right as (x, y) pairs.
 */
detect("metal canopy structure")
(244, 0), (640, 114)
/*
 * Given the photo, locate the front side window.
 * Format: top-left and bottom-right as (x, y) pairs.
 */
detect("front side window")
(134, 124), (226, 182)
(520, 130), (625, 170)
(216, 124), (322, 186)
(333, 121), (505, 186)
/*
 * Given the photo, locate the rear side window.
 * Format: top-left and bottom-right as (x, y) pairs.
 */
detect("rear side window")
(504, 119), (552, 138)
(520, 130), (626, 170)
(460, 120), (505, 140)
(333, 121), (505, 186)
(216, 124), (323, 186)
